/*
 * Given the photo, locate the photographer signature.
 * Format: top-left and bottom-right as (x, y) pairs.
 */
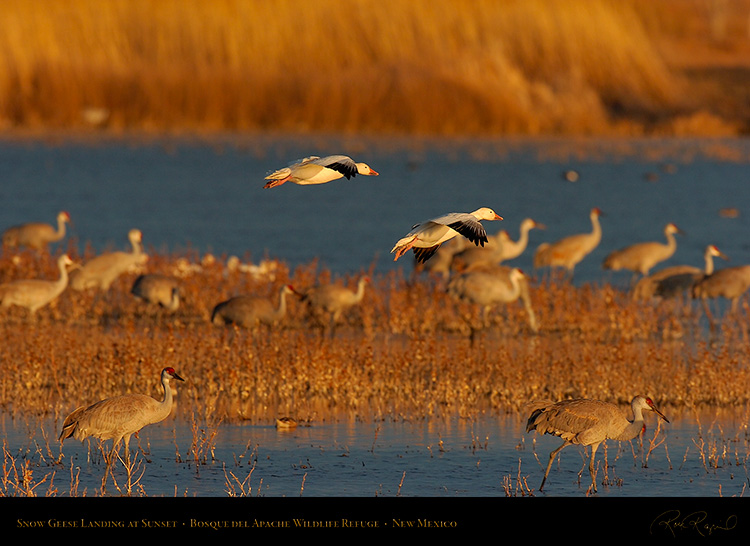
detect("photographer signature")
(650, 510), (737, 537)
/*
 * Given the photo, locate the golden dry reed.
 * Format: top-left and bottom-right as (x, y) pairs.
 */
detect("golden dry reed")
(1, 247), (750, 431)
(0, 0), (744, 136)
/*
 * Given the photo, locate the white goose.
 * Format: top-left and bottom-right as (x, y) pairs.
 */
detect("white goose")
(391, 207), (502, 264)
(263, 155), (379, 188)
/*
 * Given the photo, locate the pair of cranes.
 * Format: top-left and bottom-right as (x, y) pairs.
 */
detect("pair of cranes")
(210, 276), (369, 334)
(57, 362), (670, 495)
(0, 226), (153, 315)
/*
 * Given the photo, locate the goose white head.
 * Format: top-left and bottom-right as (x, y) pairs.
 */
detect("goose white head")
(470, 207), (503, 221)
(356, 163), (379, 176)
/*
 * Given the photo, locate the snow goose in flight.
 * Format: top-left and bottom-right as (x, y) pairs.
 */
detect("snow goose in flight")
(263, 155), (379, 188)
(391, 207), (502, 264)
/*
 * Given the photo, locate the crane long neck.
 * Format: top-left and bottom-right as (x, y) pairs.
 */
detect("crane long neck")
(589, 214), (602, 246)
(160, 376), (174, 408)
(704, 251), (716, 275)
(130, 236), (143, 256)
(510, 225), (531, 255)
(56, 259), (70, 289)
(55, 217), (67, 241)
(664, 230), (677, 255)
(613, 405), (646, 441)
(275, 288), (289, 317)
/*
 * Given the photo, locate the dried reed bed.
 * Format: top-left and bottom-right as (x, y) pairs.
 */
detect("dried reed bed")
(1, 248), (750, 433)
(0, 0), (730, 136)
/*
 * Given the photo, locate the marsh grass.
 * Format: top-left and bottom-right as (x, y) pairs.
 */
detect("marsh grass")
(0, 0), (745, 136)
(3, 249), (750, 424)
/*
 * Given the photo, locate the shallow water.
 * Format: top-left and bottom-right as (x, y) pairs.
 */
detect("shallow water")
(3, 409), (749, 498)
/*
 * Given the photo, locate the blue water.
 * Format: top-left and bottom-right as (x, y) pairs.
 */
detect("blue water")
(2, 409), (748, 499)
(2, 135), (749, 287)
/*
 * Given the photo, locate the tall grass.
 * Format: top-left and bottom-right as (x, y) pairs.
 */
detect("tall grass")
(0, 0), (710, 135)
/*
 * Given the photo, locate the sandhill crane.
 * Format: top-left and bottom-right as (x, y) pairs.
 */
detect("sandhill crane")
(692, 263), (750, 321)
(533, 208), (602, 278)
(70, 229), (147, 291)
(526, 395), (668, 492)
(391, 207), (502, 264)
(301, 276), (369, 333)
(632, 245), (728, 301)
(2, 211), (71, 252)
(451, 218), (545, 271)
(263, 155), (379, 188)
(603, 223), (683, 280)
(0, 254), (74, 314)
(131, 274), (180, 311)
(59, 367), (185, 490)
(212, 285), (295, 329)
(447, 266), (538, 333)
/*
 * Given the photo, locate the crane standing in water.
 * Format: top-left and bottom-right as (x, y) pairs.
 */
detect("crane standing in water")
(59, 367), (185, 492)
(525, 395), (669, 493)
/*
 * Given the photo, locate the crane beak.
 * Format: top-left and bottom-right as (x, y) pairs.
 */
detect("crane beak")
(650, 404), (669, 423)
(173, 371), (185, 382)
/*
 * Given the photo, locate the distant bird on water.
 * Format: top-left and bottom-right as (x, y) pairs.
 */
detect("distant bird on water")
(70, 229), (147, 291)
(131, 274), (180, 311)
(59, 367), (185, 488)
(391, 207), (502, 264)
(533, 208), (602, 278)
(602, 223), (683, 278)
(526, 395), (668, 492)
(263, 155), (379, 188)
(2, 211), (71, 252)
(0, 254), (74, 314)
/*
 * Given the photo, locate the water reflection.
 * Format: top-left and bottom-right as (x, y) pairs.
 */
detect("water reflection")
(2, 410), (748, 497)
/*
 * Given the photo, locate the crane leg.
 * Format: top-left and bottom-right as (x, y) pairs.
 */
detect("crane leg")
(588, 444), (599, 493)
(540, 441), (570, 491)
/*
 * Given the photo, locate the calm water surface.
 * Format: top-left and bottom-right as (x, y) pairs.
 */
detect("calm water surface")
(3, 410), (749, 499)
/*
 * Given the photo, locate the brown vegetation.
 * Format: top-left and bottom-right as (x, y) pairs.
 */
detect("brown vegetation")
(1, 0), (749, 137)
(1, 247), (749, 431)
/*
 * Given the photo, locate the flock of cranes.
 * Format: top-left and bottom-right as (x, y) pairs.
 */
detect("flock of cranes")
(1, 151), (741, 493)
